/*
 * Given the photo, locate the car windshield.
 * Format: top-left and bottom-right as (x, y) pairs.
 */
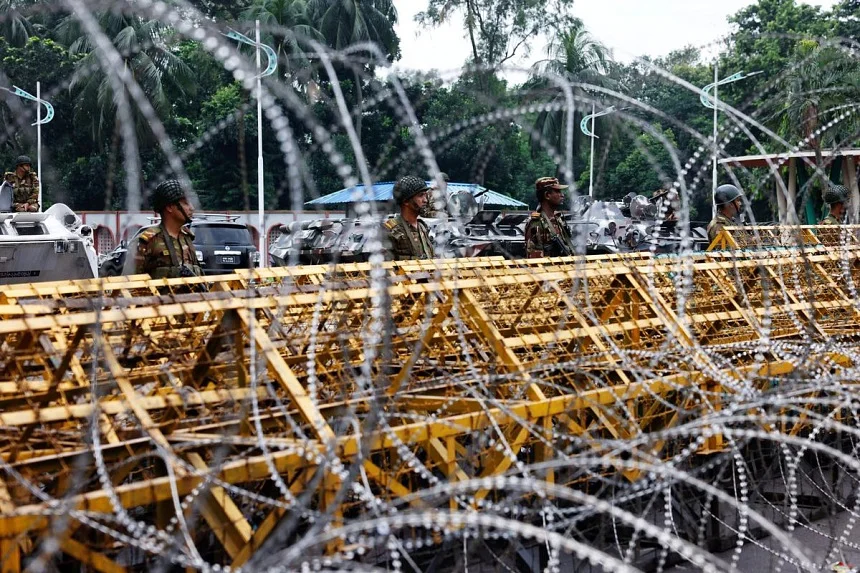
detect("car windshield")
(193, 224), (253, 246)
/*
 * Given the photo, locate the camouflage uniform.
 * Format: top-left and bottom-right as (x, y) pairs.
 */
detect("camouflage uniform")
(381, 215), (434, 261)
(820, 214), (841, 225)
(421, 172), (449, 218)
(3, 171), (40, 212)
(706, 213), (734, 243)
(524, 211), (574, 258)
(130, 225), (202, 278)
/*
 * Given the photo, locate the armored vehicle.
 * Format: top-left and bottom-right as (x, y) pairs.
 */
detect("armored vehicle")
(570, 193), (709, 254)
(0, 183), (98, 284)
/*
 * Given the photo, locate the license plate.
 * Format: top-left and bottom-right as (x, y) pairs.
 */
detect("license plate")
(220, 256), (236, 264)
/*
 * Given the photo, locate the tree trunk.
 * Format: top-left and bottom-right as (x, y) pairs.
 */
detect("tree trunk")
(238, 100), (250, 212)
(788, 157), (798, 224)
(354, 69), (363, 143)
(776, 171), (787, 223)
(843, 156), (859, 223)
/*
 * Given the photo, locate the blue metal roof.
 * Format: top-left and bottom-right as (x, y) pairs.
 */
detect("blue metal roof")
(305, 181), (528, 208)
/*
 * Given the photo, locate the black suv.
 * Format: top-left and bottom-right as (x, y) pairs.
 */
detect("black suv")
(191, 218), (260, 275)
(98, 216), (260, 277)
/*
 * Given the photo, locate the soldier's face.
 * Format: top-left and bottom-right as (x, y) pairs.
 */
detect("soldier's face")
(166, 198), (194, 223)
(545, 188), (564, 207)
(732, 198), (743, 217)
(17, 163), (30, 175)
(178, 197), (194, 217)
(408, 191), (428, 211)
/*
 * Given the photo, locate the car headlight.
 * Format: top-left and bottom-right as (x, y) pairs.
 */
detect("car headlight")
(251, 250), (261, 264)
(195, 250), (204, 263)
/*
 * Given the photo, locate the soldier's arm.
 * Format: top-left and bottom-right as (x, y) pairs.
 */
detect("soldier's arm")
(125, 231), (154, 276)
(379, 224), (395, 261)
(707, 222), (723, 243)
(419, 220), (435, 258)
(524, 219), (544, 258)
(26, 178), (39, 212)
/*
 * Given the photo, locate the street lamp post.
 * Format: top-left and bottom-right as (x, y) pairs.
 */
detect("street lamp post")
(225, 27), (277, 267)
(580, 105), (623, 198)
(700, 68), (762, 218)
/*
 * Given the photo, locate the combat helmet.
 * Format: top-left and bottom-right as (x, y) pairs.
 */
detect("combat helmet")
(714, 184), (743, 206)
(823, 184), (849, 205)
(150, 179), (187, 212)
(16, 155), (31, 167)
(392, 175), (430, 205)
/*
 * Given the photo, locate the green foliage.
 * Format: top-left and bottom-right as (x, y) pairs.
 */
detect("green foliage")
(239, 0), (322, 83)
(417, 0), (577, 69)
(0, 0), (858, 219)
(55, 13), (197, 142)
(525, 18), (613, 179)
(370, 78), (557, 205)
(0, 0), (36, 48)
(607, 126), (678, 197)
(308, 0), (399, 61)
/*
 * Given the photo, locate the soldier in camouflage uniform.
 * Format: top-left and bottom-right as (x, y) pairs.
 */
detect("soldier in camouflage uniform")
(707, 184), (744, 244)
(3, 155), (40, 212)
(381, 175), (434, 260)
(820, 184), (849, 225)
(126, 179), (203, 278)
(524, 177), (575, 258)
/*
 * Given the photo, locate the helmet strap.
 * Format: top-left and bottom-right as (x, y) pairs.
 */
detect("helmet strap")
(176, 202), (192, 224)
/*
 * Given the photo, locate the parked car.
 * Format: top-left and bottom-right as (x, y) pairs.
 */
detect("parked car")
(98, 215), (260, 277)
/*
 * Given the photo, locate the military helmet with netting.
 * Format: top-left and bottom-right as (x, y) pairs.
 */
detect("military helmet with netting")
(393, 175), (429, 205)
(151, 179), (187, 212)
(823, 184), (849, 205)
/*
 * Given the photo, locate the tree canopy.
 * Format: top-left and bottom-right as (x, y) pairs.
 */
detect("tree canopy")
(0, 0), (857, 220)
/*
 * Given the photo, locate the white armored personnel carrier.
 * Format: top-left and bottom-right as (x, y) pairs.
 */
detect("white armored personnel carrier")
(0, 182), (98, 284)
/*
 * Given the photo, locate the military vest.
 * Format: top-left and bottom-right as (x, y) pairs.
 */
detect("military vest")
(132, 225), (203, 279)
(524, 210), (574, 257)
(382, 215), (434, 260)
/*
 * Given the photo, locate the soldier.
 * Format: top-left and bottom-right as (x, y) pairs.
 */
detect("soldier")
(524, 177), (575, 258)
(707, 184), (744, 244)
(381, 175), (434, 260)
(820, 184), (849, 225)
(3, 155), (40, 212)
(127, 179), (203, 278)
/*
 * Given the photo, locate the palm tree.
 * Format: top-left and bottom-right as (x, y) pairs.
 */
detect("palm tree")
(0, 0), (35, 47)
(526, 19), (614, 177)
(307, 0), (397, 57)
(55, 12), (196, 142)
(240, 0), (322, 84)
(306, 0), (397, 139)
(782, 43), (860, 207)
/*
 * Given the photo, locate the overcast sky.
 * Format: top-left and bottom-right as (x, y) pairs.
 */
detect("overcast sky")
(391, 0), (838, 79)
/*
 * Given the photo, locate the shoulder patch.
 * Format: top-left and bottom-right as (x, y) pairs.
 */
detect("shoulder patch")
(530, 212), (541, 219)
(137, 226), (160, 243)
(383, 218), (398, 230)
